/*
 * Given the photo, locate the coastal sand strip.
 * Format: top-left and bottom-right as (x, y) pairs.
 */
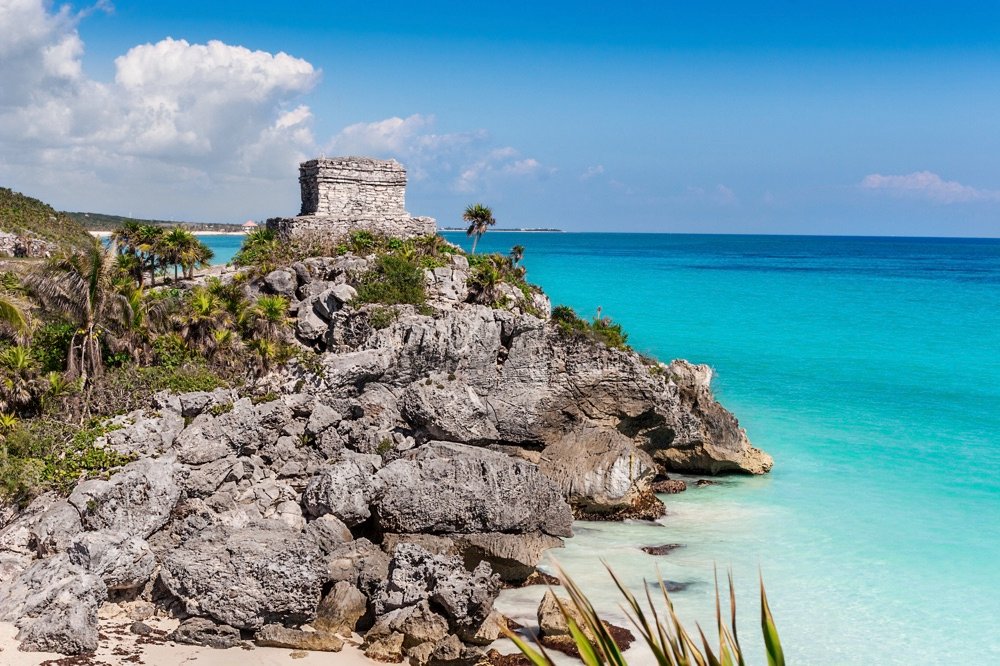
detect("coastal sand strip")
(0, 616), (379, 666)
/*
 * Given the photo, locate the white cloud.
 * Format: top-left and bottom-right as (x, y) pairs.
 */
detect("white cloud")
(580, 164), (604, 180)
(0, 0), (319, 218)
(860, 171), (1000, 204)
(328, 114), (545, 192)
(0, 0), (546, 219)
(682, 184), (737, 206)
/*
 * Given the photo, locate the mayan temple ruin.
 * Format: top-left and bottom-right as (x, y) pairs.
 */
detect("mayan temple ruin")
(267, 157), (436, 239)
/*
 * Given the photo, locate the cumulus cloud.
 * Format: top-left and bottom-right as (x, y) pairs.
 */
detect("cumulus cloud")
(0, 0), (319, 218)
(860, 171), (1000, 204)
(0, 0), (546, 218)
(580, 164), (604, 180)
(328, 114), (545, 192)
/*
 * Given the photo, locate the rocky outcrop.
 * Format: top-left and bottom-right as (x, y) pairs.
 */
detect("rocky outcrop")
(0, 554), (107, 654)
(0, 225), (771, 657)
(159, 523), (327, 630)
(373, 442), (573, 537)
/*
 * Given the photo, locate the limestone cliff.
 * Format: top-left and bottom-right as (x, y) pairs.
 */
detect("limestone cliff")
(0, 245), (771, 660)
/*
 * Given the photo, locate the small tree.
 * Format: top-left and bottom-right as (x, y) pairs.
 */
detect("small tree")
(25, 249), (132, 385)
(510, 244), (525, 267)
(463, 203), (496, 254)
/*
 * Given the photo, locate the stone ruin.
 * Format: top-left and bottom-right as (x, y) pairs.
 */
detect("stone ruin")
(267, 157), (436, 239)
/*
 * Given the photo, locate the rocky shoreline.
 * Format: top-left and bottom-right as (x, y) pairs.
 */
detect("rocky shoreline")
(0, 245), (771, 663)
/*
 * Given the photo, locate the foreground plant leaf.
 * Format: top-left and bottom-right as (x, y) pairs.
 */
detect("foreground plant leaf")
(760, 577), (785, 666)
(506, 564), (787, 666)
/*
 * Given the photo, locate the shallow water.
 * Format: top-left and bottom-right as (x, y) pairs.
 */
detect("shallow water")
(203, 231), (1000, 663)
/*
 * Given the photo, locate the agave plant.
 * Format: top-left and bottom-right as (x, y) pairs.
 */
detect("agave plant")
(506, 565), (784, 666)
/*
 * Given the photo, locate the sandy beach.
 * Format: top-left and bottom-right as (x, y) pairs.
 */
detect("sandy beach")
(0, 614), (380, 666)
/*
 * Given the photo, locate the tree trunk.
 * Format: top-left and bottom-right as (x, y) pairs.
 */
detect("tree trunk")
(471, 235), (479, 254)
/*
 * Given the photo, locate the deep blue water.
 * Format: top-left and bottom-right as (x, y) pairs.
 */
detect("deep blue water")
(204, 231), (1000, 664)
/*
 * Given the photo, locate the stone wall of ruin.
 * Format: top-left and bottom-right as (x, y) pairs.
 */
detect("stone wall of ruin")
(271, 156), (436, 240)
(299, 158), (407, 218)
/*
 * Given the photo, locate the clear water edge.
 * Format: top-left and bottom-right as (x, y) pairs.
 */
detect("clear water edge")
(201, 232), (1000, 664)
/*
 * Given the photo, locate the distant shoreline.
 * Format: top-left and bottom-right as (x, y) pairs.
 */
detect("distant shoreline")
(90, 230), (246, 237)
(439, 227), (563, 233)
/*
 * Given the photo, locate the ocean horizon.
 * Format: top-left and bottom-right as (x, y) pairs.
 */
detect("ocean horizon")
(196, 230), (1000, 664)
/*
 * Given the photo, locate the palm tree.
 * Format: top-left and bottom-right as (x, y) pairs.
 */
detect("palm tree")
(158, 228), (190, 281)
(463, 203), (496, 254)
(181, 237), (214, 279)
(176, 286), (226, 352)
(110, 221), (148, 286)
(0, 346), (39, 413)
(248, 295), (290, 342)
(25, 248), (130, 384)
(510, 244), (525, 267)
(0, 296), (28, 341)
(136, 225), (165, 285)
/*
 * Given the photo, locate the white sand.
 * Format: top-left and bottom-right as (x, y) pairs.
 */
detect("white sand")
(0, 614), (379, 666)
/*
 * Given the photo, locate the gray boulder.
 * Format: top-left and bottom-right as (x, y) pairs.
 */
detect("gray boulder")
(30, 501), (82, 557)
(159, 523), (327, 630)
(68, 457), (181, 538)
(302, 459), (378, 526)
(68, 530), (156, 592)
(297, 300), (330, 341)
(374, 442), (573, 537)
(0, 553), (107, 654)
(255, 624), (344, 652)
(325, 538), (390, 593)
(304, 514), (353, 553)
(173, 398), (266, 464)
(170, 616), (243, 649)
(366, 600), (449, 649)
(372, 543), (499, 631)
(314, 580), (367, 636)
(538, 427), (662, 518)
(264, 268), (298, 299)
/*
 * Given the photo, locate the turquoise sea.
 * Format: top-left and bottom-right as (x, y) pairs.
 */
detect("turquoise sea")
(203, 231), (1000, 664)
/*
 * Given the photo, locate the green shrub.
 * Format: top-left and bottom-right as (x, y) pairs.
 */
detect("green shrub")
(0, 418), (133, 504)
(208, 401), (233, 416)
(82, 364), (228, 418)
(152, 333), (191, 368)
(551, 305), (630, 350)
(368, 306), (399, 330)
(233, 227), (282, 271)
(355, 255), (427, 306)
(31, 321), (75, 373)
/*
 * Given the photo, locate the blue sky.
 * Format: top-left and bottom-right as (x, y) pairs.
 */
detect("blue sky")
(2, 1), (1000, 236)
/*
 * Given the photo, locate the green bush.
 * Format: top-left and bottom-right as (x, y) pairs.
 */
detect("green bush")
(368, 306), (399, 330)
(0, 418), (133, 504)
(31, 321), (75, 373)
(355, 255), (427, 306)
(551, 305), (629, 350)
(152, 333), (191, 368)
(82, 363), (228, 418)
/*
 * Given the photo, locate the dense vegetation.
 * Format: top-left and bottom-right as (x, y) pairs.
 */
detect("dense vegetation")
(551, 304), (630, 350)
(0, 187), (96, 254)
(0, 221), (289, 505)
(234, 227), (459, 275)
